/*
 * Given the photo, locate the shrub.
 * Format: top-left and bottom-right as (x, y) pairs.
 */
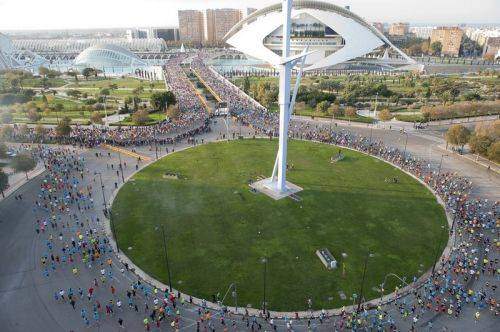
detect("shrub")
(378, 109), (393, 121)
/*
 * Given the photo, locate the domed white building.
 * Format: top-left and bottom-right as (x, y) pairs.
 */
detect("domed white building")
(74, 43), (146, 69)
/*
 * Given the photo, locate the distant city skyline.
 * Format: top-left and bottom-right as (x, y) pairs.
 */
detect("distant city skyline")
(0, 0), (499, 30)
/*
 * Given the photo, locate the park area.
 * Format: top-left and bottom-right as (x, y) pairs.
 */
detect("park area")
(112, 139), (448, 311)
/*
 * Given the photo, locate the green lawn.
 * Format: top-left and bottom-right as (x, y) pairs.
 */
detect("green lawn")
(114, 112), (166, 126)
(66, 78), (164, 89)
(10, 109), (114, 125)
(112, 139), (448, 311)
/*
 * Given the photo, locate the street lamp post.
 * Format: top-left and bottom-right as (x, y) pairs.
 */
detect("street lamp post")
(357, 251), (372, 312)
(154, 126), (159, 160)
(109, 210), (119, 253)
(232, 283), (238, 313)
(117, 152), (125, 183)
(262, 257), (267, 314)
(432, 225), (447, 275)
(436, 154), (448, 187)
(94, 171), (107, 209)
(403, 131), (409, 160)
(160, 225), (173, 292)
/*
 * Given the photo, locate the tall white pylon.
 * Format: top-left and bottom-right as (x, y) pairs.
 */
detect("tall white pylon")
(251, 0), (313, 199)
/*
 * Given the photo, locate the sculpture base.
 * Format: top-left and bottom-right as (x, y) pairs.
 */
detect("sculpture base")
(250, 177), (303, 200)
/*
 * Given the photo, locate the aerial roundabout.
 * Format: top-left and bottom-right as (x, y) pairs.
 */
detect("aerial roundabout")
(111, 138), (449, 312)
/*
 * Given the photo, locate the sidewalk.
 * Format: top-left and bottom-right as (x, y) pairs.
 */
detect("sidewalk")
(0, 163), (45, 202)
(437, 144), (500, 175)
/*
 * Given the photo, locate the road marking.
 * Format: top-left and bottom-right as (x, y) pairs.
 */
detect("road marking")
(101, 144), (152, 162)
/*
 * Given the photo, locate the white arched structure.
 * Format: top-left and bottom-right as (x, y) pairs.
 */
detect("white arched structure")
(0, 33), (46, 71)
(225, 0), (419, 71)
(74, 44), (147, 68)
(228, 1), (421, 199)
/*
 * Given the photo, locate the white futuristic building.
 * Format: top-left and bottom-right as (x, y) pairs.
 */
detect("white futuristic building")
(74, 44), (147, 69)
(0, 32), (46, 71)
(14, 38), (167, 54)
(224, 0), (420, 71)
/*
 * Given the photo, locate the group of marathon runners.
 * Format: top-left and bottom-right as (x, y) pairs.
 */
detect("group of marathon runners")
(2, 51), (497, 331)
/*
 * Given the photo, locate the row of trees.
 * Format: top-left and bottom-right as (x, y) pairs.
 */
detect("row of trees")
(421, 101), (500, 122)
(446, 122), (499, 162)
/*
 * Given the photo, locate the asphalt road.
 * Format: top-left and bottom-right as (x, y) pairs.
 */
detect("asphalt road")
(0, 118), (497, 331)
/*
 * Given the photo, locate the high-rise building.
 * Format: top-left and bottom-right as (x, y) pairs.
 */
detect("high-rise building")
(204, 8), (242, 44)
(178, 10), (205, 43)
(372, 22), (385, 34)
(430, 27), (463, 57)
(483, 36), (500, 59)
(155, 28), (180, 42)
(389, 23), (409, 36)
(244, 7), (257, 17)
(125, 28), (148, 41)
(409, 26), (435, 39)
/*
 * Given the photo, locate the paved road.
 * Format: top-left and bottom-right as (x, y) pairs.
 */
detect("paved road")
(0, 118), (497, 331)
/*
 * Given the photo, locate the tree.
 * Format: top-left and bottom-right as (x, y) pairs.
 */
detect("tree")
(34, 124), (46, 137)
(166, 105), (180, 120)
(345, 106), (357, 119)
(81, 68), (94, 80)
(475, 120), (499, 140)
(468, 134), (493, 156)
(132, 86), (144, 95)
(1, 112), (13, 124)
(331, 104), (343, 118)
(66, 70), (79, 82)
(54, 103), (64, 121)
(55, 117), (72, 137)
(445, 124), (470, 150)
(38, 66), (50, 78)
(99, 88), (110, 97)
(132, 110), (150, 125)
(11, 153), (36, 180)
(66, 89), (82, 98)
(0, 142), (7, 158)
(378, 109), (393, 121)
(27, 108), (42, 122)
(90, 111), (103, 125)
(316, 100), (330, 114)
(150, 91), (176, 112)
(0, 168), (8, 198)
(487, 142), (500, 162)
(0, 126), (13, 139)
(430, 41), (442, 56)
(243, 77), (250, 94)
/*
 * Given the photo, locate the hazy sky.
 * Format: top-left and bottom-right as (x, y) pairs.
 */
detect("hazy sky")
(0, 0), (498, 30)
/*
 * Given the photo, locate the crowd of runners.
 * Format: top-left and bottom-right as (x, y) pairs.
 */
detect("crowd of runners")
(1, 52), (498, 331)
(8, 122), (496, 331)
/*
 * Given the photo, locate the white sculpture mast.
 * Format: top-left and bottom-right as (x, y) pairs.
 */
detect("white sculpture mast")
(252, 0), (312, 199)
